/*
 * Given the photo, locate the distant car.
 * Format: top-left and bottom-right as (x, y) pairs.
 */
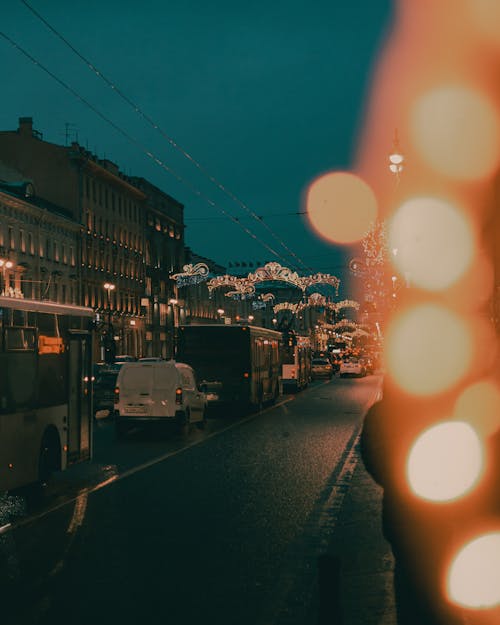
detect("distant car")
(311, 357), (334, 379)
(339, 358), (365, 377)
(114, 354), (137, 363)
(114, 360), (207, 437)
(360, 356), (374, 375)
(93, 365), (121, 414)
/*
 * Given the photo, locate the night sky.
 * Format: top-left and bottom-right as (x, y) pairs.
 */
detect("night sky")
(1, 0), (393, 296)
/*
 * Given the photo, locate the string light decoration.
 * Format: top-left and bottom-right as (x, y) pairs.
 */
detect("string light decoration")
(335, 299), (360, 312)
(273, 302), (303, 314)
(171, 262), (210, 286)
(207, 262), (341, 300)
(259, 293), (275, 303)
(352, 220), (396, 311)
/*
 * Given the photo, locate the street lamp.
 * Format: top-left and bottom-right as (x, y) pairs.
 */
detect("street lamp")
(103, 282), (116, 363)
(389, 129), (404, 179)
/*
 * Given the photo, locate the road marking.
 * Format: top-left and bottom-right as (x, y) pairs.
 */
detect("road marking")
(6, 396), (295, 534)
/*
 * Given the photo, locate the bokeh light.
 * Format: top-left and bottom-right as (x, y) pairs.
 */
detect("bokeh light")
(388, 197), (474, 291)
(448, 532), (500, 608)
(410, 85), (500, 181)
(407, 421), (484, 502)
(465, 0), (500, 46)
(453, 380), (500, 438)
(386, 304), (472, 396)
(306, 172), (378, 244)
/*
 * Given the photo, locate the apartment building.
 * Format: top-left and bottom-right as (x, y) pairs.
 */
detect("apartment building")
(0, 117), (184, 358)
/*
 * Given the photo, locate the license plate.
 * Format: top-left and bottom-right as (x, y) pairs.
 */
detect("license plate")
(206, 393), (219, 401)
(125, 404), (147, 415)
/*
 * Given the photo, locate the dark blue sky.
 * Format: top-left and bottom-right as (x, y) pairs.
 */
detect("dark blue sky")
(1, 0), (393, 295)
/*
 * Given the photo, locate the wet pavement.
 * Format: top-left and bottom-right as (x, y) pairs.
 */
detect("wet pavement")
(325, 450), (397, 625)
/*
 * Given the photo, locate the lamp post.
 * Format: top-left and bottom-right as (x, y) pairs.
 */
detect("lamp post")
(103, 282), (116, 363)
(389, 128), (404, 181)
(217, 308), (225, 323)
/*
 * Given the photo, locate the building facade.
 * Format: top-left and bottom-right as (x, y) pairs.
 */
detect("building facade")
(0, 116), (186, 359)
(0, 181), (80, 304)
(129, 177), (185, 358)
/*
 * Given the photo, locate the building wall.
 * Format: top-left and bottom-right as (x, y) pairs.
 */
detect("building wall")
(0, 118), (80, 219)
(0, 117), (170, 358)
(0, 187), (79, 303)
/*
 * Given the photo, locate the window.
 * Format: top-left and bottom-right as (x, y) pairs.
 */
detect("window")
(62, 244), (67, 264)
(70, 246), (75, 266)
(8, 226), (14, 250)
(53, 241), (59, 262)
(28, 232), (34, 255)
(20, 230), (26, 253)
(5, 327), (36, 351)
(45, 238), (51, 260)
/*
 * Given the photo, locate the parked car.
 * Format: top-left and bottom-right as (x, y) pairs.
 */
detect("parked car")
(339, 358), (365, 377)
(93, 365), (121, 415)
(311, 357), (334, 379)
(114, 360), (207, 437)
(114, 354), (137, 363)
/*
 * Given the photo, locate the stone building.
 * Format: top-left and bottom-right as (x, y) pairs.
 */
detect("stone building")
(0, 117), (185, 359)
(128, 176), (185, 358)
(0, 179), (79, 304)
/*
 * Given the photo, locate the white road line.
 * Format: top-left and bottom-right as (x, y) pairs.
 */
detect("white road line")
(8, 397), (295, 534)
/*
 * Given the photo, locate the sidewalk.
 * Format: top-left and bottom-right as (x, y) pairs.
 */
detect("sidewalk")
(325, 450), (397, 625)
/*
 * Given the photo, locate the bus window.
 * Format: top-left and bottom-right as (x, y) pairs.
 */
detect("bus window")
(4, 327), (36, 351)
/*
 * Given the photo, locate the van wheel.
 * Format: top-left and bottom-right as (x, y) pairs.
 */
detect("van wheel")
(178, 409), (191, 435)
(196, 409), (207, 430)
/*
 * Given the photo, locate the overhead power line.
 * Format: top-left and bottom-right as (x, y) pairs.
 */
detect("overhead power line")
(0, 28), (298, 269)
(19, 0), (313, 274)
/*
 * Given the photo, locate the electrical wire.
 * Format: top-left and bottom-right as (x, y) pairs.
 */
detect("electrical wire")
(0, 29), (295, 268)
(19, 0), (313, 273)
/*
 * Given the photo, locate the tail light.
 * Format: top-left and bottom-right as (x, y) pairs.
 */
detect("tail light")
(175, 387), (183, 404)
(114, 387), (119, 404)
(243, 372), (249, 378)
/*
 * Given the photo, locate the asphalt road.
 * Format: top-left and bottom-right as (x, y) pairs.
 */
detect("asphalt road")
(0, 374), (385, 625)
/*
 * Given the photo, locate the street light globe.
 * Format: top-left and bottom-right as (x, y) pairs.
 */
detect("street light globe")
(104, 282), (115, 290)
(389, 152), (404, 165)
(217, 308), (224, 315)
(389, 163), (403, 173)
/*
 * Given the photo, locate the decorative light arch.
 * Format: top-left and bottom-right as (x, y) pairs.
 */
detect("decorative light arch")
(171, 262), (210, 286)
(207, 262), (340, 300)
(335, 299), (360, 312)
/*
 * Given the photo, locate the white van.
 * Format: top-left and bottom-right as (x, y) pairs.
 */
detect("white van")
(114, 360), (206, 437)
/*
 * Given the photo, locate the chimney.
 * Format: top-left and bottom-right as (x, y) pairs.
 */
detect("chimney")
(18, 117), (33, 135)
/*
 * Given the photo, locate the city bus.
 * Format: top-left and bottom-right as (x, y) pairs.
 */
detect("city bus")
(0, 296), (94, 492)
(176, 324), (282, 409)
(281, 333), (311, 392)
